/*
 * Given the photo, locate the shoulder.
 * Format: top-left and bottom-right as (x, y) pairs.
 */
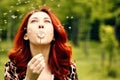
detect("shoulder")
(70, 62), (77, 73)
(4, 61), (19, 79)
(5, 61), (16, 67)
(66, 61), (78, 80)
(5, 61), (17, 73)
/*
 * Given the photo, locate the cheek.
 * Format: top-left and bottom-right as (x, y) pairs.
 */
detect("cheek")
(47, 26), (54, 34)
(27, 28), (34, 35)
(27, 24), (38, 34)
(45, 26), (54, 39)
(27, 26), (37, 39)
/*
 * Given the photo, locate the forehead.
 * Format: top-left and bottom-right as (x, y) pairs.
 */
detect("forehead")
(29, 11), (50, 19)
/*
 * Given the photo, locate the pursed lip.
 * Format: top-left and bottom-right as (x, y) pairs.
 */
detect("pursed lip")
(37, 31), (46, 39)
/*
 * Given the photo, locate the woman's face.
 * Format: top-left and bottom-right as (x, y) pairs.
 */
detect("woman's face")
(26, 11), (54, 46)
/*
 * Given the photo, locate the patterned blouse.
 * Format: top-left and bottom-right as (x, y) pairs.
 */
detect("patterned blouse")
(4, 61), (78, 80)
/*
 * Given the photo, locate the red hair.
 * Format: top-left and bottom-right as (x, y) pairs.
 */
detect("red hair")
(8, 6), (72, 79)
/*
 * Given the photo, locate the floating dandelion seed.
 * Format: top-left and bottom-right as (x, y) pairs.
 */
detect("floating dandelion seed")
(5, 22), (7, 24)
(3, 13), (8, 16)
(0, 28), (2, 31)
(66, 16), (69, 19)
(43, 4), (46, 6)
(25, 2), (27, 4)
(10, 6), (14, 8)
(4, 20), (7, 24)
(19, 2), (21, 4)
(24, 27), (27, 30)
(68, 26), (71, 29)
(18, 0), (21, 2)
(11, 15), (17, 19)
(71, 16), (74, 19)
(28, 1), (30, 3)
(25, 1), (29, 4)
(9, 10), (12, 13)
(57, 4), (60, 7)
(31, 7), (35, 9)
(18, 0), (21, 4)
(17, 10), (19, 12)
(16, 3), (19, 5)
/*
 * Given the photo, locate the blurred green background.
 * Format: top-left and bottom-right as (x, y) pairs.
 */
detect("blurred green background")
(0, 0), (120, 80)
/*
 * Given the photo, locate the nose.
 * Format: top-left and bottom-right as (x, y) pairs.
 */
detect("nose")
(39, 25), (44, 29)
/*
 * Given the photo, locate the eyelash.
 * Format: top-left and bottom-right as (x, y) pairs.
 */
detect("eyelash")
(31, 20), (38, 23)
(44, 20), (51, 23)
(30, 20), (51, 23)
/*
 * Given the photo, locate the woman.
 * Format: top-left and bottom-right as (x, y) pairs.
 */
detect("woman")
(4, 6), (78, 80)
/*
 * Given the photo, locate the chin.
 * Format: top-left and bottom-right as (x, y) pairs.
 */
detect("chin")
(39, 42), (51, 45)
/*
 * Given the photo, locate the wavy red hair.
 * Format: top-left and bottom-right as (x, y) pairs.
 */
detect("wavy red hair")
(8, 6), (72, 79)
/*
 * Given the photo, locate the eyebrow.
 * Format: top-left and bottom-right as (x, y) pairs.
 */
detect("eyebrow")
(29, 17), (51, 20)
(30, 17), (38, 20)
(44, 17), (51, 20)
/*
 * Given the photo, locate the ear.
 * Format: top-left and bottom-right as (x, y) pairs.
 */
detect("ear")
(24, 33), (29, 40)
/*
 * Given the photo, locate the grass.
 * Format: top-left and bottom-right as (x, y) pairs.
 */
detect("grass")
(72, 41), (120, 80)
(0, 40), (120, 80)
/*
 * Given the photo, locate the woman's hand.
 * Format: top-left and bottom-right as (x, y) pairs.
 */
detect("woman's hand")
(25, 54), (45, 80)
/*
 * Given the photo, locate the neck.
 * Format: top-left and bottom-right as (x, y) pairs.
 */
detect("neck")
(30, 43), (51, 64)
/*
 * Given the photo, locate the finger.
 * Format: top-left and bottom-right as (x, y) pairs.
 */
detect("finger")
(28, 54), (43, 66)
(38, 60), (45, 71)
(32, 56), (44, 67)
(33, 60), (45, 73)
(31, 54), (43, 64)
(29, 55), (44, 70)
(36, 63), (45, 74)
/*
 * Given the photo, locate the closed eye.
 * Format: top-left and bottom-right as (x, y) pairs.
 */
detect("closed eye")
(44, 20), (51, 23)
(30, 20), (38, 23)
